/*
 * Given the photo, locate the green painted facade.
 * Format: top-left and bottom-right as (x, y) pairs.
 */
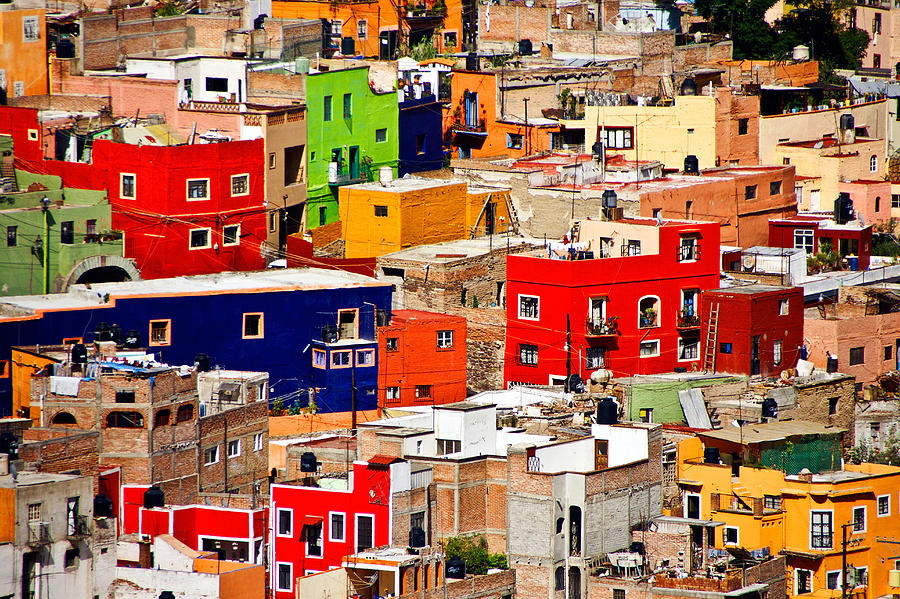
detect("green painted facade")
(626, 376), (745, 423)
(305, 66), (398, 228)
(0, 165), (125, 296)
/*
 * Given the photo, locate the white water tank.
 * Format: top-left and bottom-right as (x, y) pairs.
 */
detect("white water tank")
(792, 45), (810, 61)
(379, 166), (393, 187)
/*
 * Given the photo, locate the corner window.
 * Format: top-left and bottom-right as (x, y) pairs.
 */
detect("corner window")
(507, 134), (523, 149)
(437, 330), (454, 349)
(312, 348), (326, 369)
(519, 344), (538, 366)
(331, 350), (352, 368)
(849, 346), (865, 365)
(120, 173), (136, 199)
(518, 295), (540, 320)
(639, 340), (660, 357)
(187, 178), (210, 201)
(243, 312), (263, 338)
(356, 348), (374, 366)
(231, 173), (249, 197)
(223, 224), (240, 246)
(189, 228), (211, 249)
(375, 128), (387, 143)
(149, 319), (171, 346)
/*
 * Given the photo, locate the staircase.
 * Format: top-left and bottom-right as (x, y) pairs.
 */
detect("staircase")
(0, 156), (17, 192)
(703, 303), (720, 372)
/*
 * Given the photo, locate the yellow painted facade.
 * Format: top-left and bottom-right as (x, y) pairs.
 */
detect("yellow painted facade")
(0, 9), (49, 97)
(0, 486), (14, 543)
(678, 436), (900, 598)
(338, 181), (512, 258)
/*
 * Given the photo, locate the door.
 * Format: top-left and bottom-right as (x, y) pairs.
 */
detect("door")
(356, 515), (374, 552)
(349, 146), (360, 180)
(750, 335), (761, 375)
(685, 493), (700, 519)
(484, 202), (496, 235)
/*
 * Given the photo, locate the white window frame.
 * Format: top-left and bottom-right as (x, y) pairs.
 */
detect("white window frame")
(385, 386), (400, 400)
(204, 445), (219, 465)
(437, 330), (454, 349)
(638, 295), (660, 328)
(253, 432), (264, 452)
(186, 177), (210, 201)
(854, 566), (868, 588)
(878, 493), (890, 516)
(305, 518), (323, 557)
(357, 19), (367, 38)
(276, 561), (293, 592)
(779, 299), (789, 315)
(678, 336), (700, 362)
(189, 228), (212, 250)
(826, 570), (841, 590)
(795, 568), (813, 595)
(518, 294), (540, 321)
(227, 439), (241, 458)
(355, 513), (375, 552)
(585, 346), (606, 369)
(810, 509), (834, 550)
(683, 492), (701, 519)
(793, 229), (814, 254)
(640, 339), (660, 358)
(276, 508), (293, 537)
(120, 173), (136, 200)
(223, 224), (241, 247)
(329, 511), (346, 542)
(852, 505), (866, 532)
(773, 340), (782, 365)
(723, 525), (739, 546)
(870, 155), (878, 173)
(231, 173), (250, 197)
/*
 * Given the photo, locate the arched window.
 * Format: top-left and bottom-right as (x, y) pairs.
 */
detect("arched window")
(638, 296), (660, 329)
(176, 404), (194, 423)
(154, 409), (171, 427)
(569, 506), (582, 556)
(51, 411), (77, 425)
(568, 566), (581, 599)
(106, 411), (144, 428)
(871, 154), (878, 173)
(555, 566), (565, 591)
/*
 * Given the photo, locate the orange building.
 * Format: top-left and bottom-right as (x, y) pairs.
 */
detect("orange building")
(378, 310), (467, 408)
(0, 8), (48, 98)
(270, 0), (464, 57)
(447, 70), (559, 159)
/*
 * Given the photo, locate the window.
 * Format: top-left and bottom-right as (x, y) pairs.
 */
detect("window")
(613, 591), (625, 599)
(375, 128), (387, 143)
(437, 330), (454, 349)
(874, 11), (882, 32)
(436, 439), (461, 455)
(332, 350), (351, 368)
(374, 205), (388, 217)
(323, 95), (332, 121)
(206, 77), (228, 92)
(796, 569), (812, 595)
(826, 571), (841, 590)
(187, 178), (209, 200)
(311, 348), (327, 369)
(793, 229), (814, 254)
(204, 445), (219, 465)
(783, 157), (791, 165)
(810, 510), (833, 549)
(357, 19), (367, 38)
(639, 296), (660, 328)
(876, 196), (881, 212)
(416, 134), (425, 155)
(724, 526), (738, 545)
(86, 219), (96, 235)
(231, 174), (249, 196)
(59, 221), (74, 245)
(28, 503), (41, 521)
(276, 563), (293, 592)
(176, 404), (193, 423)
(356, 349), (374, 366)
(415, 384), (432, 398)
(155, 409), (170, 426)
(330, 512), (345, 542)
(269, 212), (277, 233)
(64, 547), (79, 569)
(284, 144), (305, 185)
(6, 226), (15, 247)
(227, 439), (241, 458)
(599, 127), (633, 149)
(189, 228), (211, 249)
(679, 336), (700, 361)
(849, 347), (865, 365)
(773, 340), (782, 365)
(106, 411), (144, 428)
(254, 433), (264, 451)
(223, 224), (240, 246)
(585, 347), (606, 369)
(277, 508), (293, 536)
(356, 515), (374, 552)
(870, 155), (878, 173)
(874, 54), (882, 68)
(779, 299), (789, 315)
(115, 390), (135, 403)
(243, 313), (263, 338)
(678, 236), (699, 261)
(385, 386), (400, 401)
(444, 31), (457, 47)
(745, 185), (757, 200)
(764, 495), (781, 510)
(852, 506), (866, 532)
(519, 344), (538, 366)
(518, 295), (539, 320)
(306, 522), (322, 556)
(638, 408), (653, 422)
(268, 153), (276, 169)
(893, 194), (900, 209)
(640, 340), (660, 357)
(120, 173), (136, 199)
(331, 19), (342, 35)
(770, 180), (782, 195)
(23, 16), (40, 41)
(878, 494), (890, 516)
(720, 342), (733, 354)
(738, 118), (749, 135)
(828, 395), (837, 415)
(386, 337), (398, 352)
(507, 133), (523, 149)
(343, 93), (352, 119)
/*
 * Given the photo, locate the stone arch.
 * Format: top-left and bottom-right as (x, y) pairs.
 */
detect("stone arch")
(50, 411), (77, 425)
(61, 256), (140, 292)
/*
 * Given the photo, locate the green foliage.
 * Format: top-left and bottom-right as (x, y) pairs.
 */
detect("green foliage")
(404, 35), (439, 62)
(874, 236), (900, 257)
(693, 0), (777, 58)
(847, 432), (900, 466)
(154, 0), (182, 16)
(442, 535), (507, 575)
(270, 399), (286, 417)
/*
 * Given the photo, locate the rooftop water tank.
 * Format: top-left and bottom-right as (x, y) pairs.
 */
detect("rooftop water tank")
(194, 353), (211, 372)
(680, 77), (697, 96)
(596, 397), (618, 425)
(446, 557), (466, 579)
(300, 451), (318, 473)
(684, 155), (699, 175)
(71, 343), (88, 364)
(703, 446), (720, 464)
(56, 38), (76, 59)
(792, 45), (810, 61)
(94, 494), (114, 518)
(143, 485), (165, 509)
(124, 329), (141, 349)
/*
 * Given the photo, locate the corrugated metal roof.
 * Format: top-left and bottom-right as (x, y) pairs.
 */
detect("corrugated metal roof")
(698, 420), (845, 445)
(678, 388), (711, 429)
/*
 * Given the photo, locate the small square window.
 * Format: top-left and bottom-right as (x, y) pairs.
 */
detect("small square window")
(223, 224), (240, 246)
(386, 337), (398, 351)
(376, 128), (387, 143)
(385, 386), (400, 401)
(149, 320), (171, 346)
(519, 344), (538, 366)
(227, 439), (241, 457)
(187, 178), (210, 200)
(849, 346), (865, 365)
(28, 503), (41, 521)
(720, 342), (733, 354)
(745, 185), (757, 200)
(374, 205), (388, 217)
(437, 330), (454, 349)
(243, 313), (263, 338)
(507, 133), (523, 149)
(204, 445), (219, 465)
(518, 295), (539, 320)
(190, 228), (211, 249)
(724, 526), (738, 545)
(65, 548), (79, 569)
(444, 31), (457, 47)
(120, 173), (136, 199)
(770, 180), (782, 195)
(231, 174), (249, 196)
(640, 340), (660, 357)
(415, 384), (432, 398)
(878, 494), (890, 516)
(27, 128), (39, 141)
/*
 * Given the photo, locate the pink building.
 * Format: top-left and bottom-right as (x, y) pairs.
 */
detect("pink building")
(840, 179), (892, 226)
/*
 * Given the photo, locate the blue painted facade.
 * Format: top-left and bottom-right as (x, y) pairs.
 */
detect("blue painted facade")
(0, 275), (391, 416)
(398, 94), (444, 176)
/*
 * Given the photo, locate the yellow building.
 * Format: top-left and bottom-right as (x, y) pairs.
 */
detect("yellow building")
(338, 178), (513, 258)
(678, 421), (900, 599)
(0, 9), (48, 98)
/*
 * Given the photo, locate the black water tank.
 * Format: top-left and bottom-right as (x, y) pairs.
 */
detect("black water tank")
(703, 447), (720, 464)
(839, 113), (855, 131)
(518, 39), (533, 55)
(300, 452), (318, 473)
(602, 189), (617, 209)
(680, 77), (697, 96)
(834, 192), (854, 224)
(409, 526), (426, 548)
(56, 38), (76, 59)
(143, 485), (165, 509)
(159, 592), (176, 599)
(94, 494), (114, 518)
(466, 52), (479, 71)
(446, 557), (466, 579)
(826, 355), (838, 373)
(109, 324), (123, 346)
(253, 13), (267, 29)
(629, 541), (645, 555)
(194, 353), (210, 372)
(124, 329), (141, 348)
(341, 36), (355, 55)
(761, 396), (778, 419)
(0, 433), (18, 459)
(596, 397), (618, 425)
(567, 374), (584, 393)
(71, 343), (88, 364)
(96, 322), (111, 341)
(684, 154), (699, 174)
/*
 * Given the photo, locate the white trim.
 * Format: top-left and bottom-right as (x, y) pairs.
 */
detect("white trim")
(223, 224), (241, 247)
(355, 513), (375, 552)
(276, 507), (293, 538)
(809, 509), (834, 550)
(878, 494), (891, 517)
(723, 525), (739, 546)
(684, 492), (701, 519)
(329, 511), (346, 543)
(677, 336), (700, 362)
(852, 505), (866, 533)
(638, 295), (660, 328)
(120, 173), (137, 200)
(254, 432), (264, 452)
(203, 445), (219, 465)
(189, 227), (212, 250)
(304, 515), (324, 558)
(517, 294), (540, 321)
(230, 173), (250, 197)
(825, 569), (842, 591)
(275, 561), (293, 592)
(227, 439), (242, 458)
(795, 567), (814, 595)
(186, 177), (211, 201)
(639, 339), (661, 358)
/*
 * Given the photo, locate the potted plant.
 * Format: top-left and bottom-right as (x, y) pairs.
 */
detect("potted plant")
(640, 307), (656, 328)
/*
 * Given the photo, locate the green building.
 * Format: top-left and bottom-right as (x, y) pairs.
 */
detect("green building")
(305, 66), (398, 228)
(0, 137), (138, 295)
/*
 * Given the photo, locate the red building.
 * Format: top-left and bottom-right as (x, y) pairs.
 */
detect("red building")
(504, 218), (721, 384)
(768, 215), (872, 271)
(269, 458), (402, 598)
(0, 106), (267, 279)
(378, 310), (467, 408)
(120, 484), (268, 562)
(700, 285), (804, 377)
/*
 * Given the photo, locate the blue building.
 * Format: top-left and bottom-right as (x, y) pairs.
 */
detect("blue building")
(398, 94), (445, 176)
(0, 269), (391, 416)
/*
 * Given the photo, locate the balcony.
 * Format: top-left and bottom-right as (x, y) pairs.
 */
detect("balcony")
(676, 310), (701, 330)
(27, 521), (51, 545)
(67, 515), (91, 539)
(327, 163), (369, 187)
(585, 317), (618, 337)
(402, 2), (447, 20)
(451, 120), (487, 135)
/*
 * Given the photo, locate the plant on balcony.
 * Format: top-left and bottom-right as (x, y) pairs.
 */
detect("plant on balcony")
(678, 307), (700, 327)
(587, 316), (618, 335)
(640, 307), (657, 328)
(432, 0), (446, 14)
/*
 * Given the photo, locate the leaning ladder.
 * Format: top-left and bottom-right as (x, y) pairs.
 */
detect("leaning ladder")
(703, 303), (720, 372)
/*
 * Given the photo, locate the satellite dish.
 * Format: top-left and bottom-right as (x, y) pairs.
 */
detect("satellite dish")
(741, 254), (757, 271)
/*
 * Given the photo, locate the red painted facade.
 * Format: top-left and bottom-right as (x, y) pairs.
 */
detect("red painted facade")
(0, 106), (267, 279)
(700, 286), (804, 377)
(269, 460), (397, 598)
(504, 219), (721, 384)
(768, 216), (872, 271)
(378, 310), (467, 408)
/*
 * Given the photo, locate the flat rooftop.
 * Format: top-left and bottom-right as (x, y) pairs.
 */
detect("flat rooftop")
(379, 236), (543, 263)
(0, 470), (81, 488)
(434, 401), (494, 412)
(705, 284), (795, 295)
(344, 177), (466, 193)
(698, 420), (845, 445)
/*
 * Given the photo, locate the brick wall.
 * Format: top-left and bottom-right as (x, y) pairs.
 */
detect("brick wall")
(19, 429), (103, 491)
(396, 569), (516, 599)
(198, 400), (269, 495)
(81, 9), (190, 71)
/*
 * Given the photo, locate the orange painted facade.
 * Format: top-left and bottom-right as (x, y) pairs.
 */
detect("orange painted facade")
(11, 347), (57, 424)
(446, 70), (558, 159)
(378, 310), (467, 408)
(0, 9), (48, 98)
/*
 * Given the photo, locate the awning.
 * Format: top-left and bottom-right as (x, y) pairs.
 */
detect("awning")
(300, 516), (323, 527)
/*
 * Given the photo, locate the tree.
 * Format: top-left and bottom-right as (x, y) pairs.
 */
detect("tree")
(442, 535), (507, 575)
(693, 0), (778, 59)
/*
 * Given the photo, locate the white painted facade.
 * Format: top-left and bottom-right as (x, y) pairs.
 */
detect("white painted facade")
(124, 57), (252, 104)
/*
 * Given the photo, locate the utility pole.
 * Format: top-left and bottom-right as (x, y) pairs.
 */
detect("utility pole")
(351, 363), (357, 431)
(41, 196), (50, 294)
(523, 97), (530, 156)
(565, 314), (572, 392)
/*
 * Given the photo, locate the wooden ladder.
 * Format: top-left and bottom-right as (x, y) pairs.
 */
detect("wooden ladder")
(703, 302), (720, 372)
